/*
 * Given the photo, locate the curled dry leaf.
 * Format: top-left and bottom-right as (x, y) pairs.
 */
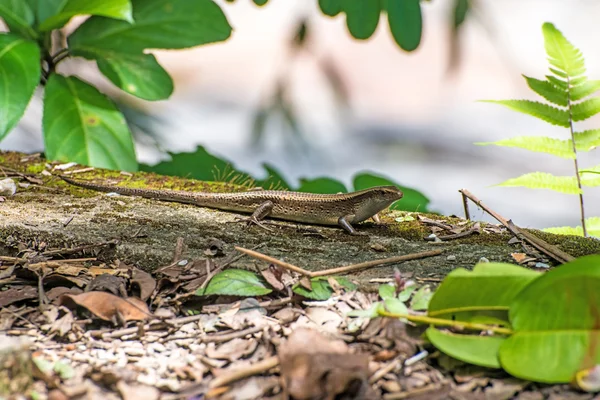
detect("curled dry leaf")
(278, 328), (373, 400)
(131, 268), (156, 301)
(59, 292), (151, 324)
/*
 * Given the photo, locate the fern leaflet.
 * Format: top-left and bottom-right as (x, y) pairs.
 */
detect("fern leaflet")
(574, 129), (600, 151)
(544, 217), (600, 238)
(523, 76), (568, 106)
(476, 136), (574, 159)
(580, 165), (600, 187)
(543, 22), (585, 77)
(571, 97), (600, 121)
(481, 100), (569, 127)
(495, 172), (581, 194)
(570, 80), (600, 101)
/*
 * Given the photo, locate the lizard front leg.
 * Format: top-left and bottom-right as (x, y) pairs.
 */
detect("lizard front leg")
(338, 215), (366, 236)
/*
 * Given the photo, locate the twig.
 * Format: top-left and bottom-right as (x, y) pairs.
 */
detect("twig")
(311, 250), (444, 277)
(459, 189), (574, 263)
(461, 190), (471, 220)
(369, 356), (403, 384)
(234, 246), (312, 277)
(0, 256), (26, 263)
(41, 240), (118, 257)
(201, 325), (264, 344)
(209, 356), (279, 388)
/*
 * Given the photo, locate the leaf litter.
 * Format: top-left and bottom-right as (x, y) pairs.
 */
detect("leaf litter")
(0, 236), (590, 400)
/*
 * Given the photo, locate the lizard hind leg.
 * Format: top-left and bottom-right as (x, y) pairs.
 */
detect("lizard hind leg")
(338, 215), (367, 236)
(235, 200), (275, 232)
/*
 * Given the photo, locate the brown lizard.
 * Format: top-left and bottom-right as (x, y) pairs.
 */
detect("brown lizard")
(60, 176), (403, 235)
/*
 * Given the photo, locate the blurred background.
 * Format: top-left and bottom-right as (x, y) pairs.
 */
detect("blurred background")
(2, 0), (599, 229)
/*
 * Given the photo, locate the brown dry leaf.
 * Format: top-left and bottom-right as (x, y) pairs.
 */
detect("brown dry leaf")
(260, 267), (285, 292)
(46, 286), (83, 303)
(116, 381), (160, 400)
(131, 268), (156, 301)
(59, 292), (151, 324)
(0, 285), (38, 307)
(305, 307), (343, 332)
(86, 274), (127, 297)
(278, 328), (373, 400)
(205, 338), (258, 362)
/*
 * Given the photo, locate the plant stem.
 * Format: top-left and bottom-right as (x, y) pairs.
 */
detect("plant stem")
(566, 77), (587, 237)
(378, 310), (513, 335)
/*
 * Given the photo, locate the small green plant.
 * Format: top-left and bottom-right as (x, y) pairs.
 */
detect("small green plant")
(478, 23), (600, 237)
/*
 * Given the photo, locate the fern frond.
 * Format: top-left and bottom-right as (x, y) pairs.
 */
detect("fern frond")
(571, 98), (600, 121)
(570, 80), (600, 101)
(546, 75), (569, 90)
(523, 76), (568, 106)
(495, 172), (581, 194)
(581, 165), (600, 187)
(549, 68), (567, 78)
(544, 217), (600, 238)
(574, 129), (600, 151)
(481, 100), (569, 127)
(543, 23), (586, 77)
(476, 136), (574, 159)
(570, 76), (588, 86)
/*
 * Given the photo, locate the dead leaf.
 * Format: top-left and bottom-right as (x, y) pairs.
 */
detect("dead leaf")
(278, 328), (372, 400)
(46, 286), (83, 303)
(59, 292), (151, 324)
(116, 381), (160, 400)
(86, 274), (127, 297)
(131, 268), (156, 301)
(260, 266), (285, 292)
(0, 285), (38, 307)
(205, 338), (258, 362)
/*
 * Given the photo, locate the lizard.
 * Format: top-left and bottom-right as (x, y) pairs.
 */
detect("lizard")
(60, 176), (403, 235)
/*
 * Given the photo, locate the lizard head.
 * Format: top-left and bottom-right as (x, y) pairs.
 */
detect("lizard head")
(352, 186), (404, 223)
(370, 185), (404, 208)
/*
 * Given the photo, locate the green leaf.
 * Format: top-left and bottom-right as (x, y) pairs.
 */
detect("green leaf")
(427, 328), (505, 369)
(571, 80), (600, 101)
(542, 23), (586, 78)
(570, 76), (587, 86)
(352, 172), (430, 212)
(495, 172), (581, 194)
(318, 0), (342, 16)
(197, 269), (272, 296)
(69, 0), (232, 53)
(42, 74), (137, 171)
(343, 0), (380, 40)
(293, 277), (357, 300)
(410, 285), (433, 311)
(297, 177), (347, 194)
(38, 0), (133, 31)
(481, 100), (569, 127)
(543, 217), (600, 238)
(384, 297), (408, 315)
(0, 0), (37, 38)
(499, 255), (600, 383)
(347, 302), (385, 318)
(522, 76), (568, 106)
(387, 0), (422, 51)
(0, 34), (40, 142)
(571, 98), (600, 121)
(252, 0), (268, 5)
(581, 165), (600, 187)
(546, 75), (569, 91)
(476, 136), (575, 159)
(379, 284), (395, 300)
(397, 285), (416, 302)
(574, 129), (600, 151)
(96, 52), (173, 101)
(428, 263), (540, 322)
(453, 0), (469, 28)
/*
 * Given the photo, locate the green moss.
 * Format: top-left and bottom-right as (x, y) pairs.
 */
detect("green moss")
(525, 229), (600, 257)
(25, 164), (46, 174)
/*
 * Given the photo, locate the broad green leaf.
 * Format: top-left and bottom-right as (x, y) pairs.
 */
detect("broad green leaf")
(293, 277), (357, 300)
(453, 0), (469, 28)
(523, 76), (568, 106)
(197, 269), (272, 296)
(476, 136), (574, 159)
(297, 177), (347, 194)
(97, 52), (173, 101)
(571, 98), (600, 121)
(38, 0), (133, 31)
(69, 0), (232, 53)
(42, 74), (137, 171)
(379, 284), (395, 300)
(481, 100), (569, 127)
(543, 217), (600, 238)
(318, 0), (342, 16)
(495, 172), (581, 194)
(0, 0), (37, 38)
(0, 34), (40, 141)
(387, 0), (422, 51)
(397, 285), (416, 302)
(500, 255), (600, 383)
(575, 129), (600, 151)
(542, 23), (585, 78)
(428, 263), (540, 322)
(571, 80), (600, 101)
(427, 328), (505, 369)
(353, 172), (430, 212)
(410, 285), (432, 311)
(343, 0), (380, 40)
(384, 297), (408, 315)
(255, 163), (291, 190)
